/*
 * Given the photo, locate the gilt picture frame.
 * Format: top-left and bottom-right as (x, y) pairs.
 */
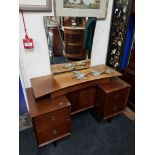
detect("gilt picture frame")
(54, 0), (109, 19)
(19, 0), (52, 12)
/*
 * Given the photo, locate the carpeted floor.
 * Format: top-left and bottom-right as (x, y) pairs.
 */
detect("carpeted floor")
(19, 110), (135, 155)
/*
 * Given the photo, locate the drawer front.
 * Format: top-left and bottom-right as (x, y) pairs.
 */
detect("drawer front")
(37, 121), (71, 145)
(104, 104), (124, 117)
(33, 107), (71, 132)
(104, 88), (128, 117)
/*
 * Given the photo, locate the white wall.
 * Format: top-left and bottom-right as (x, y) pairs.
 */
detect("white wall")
(19, 12), (53, 88)
(91, 0), (113, 66)
(19, 0), (113, 89)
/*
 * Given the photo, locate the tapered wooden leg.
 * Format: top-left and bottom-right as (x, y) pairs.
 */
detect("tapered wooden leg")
(107, 118), (112, 123)
(53, 141), (57, 147)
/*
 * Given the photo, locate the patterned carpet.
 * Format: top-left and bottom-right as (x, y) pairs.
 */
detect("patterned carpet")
(19, 110), (135, 155)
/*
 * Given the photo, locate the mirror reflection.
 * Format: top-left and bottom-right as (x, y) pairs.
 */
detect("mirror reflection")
(43, 16), (96, 67)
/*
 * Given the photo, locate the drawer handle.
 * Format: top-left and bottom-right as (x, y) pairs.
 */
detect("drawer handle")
(50, 116), (55, 121)
(114, 94), (120, 99)
(52, 130), (57, 134)
(113, 107), (118, 111)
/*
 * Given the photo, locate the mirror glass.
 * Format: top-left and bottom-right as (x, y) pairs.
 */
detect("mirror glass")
(43, 16), (97, 73)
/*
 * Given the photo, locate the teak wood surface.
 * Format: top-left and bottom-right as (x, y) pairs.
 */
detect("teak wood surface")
(26, 88), (71, 117)
(31, 65), (122, 99)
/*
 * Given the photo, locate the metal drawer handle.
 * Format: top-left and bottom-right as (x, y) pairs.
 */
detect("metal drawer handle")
(50, 116), (55, 121)
(52, 130), (57, 134)
(114, 94), (120, 99)
(113, 107), (118, 111)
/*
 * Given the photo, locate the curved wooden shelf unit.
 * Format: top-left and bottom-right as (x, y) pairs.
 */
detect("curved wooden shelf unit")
(31, 65), (122, 99)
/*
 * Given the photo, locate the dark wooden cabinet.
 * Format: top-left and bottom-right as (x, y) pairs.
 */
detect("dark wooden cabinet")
(95, 77), (131, 119)
(64, 28), (86, 60)
(66, 87), (96, 114)
(121, 68), (135, 110)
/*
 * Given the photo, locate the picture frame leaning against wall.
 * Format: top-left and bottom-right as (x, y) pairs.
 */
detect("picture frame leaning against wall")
(19, 0), (52, 12)
(55, 0), (109, 19)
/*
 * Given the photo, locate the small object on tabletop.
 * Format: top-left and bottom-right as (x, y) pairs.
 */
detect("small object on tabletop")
(72, 71), (87, 80)
(63, 63), (75, 70)
(90, 68), (113, 76)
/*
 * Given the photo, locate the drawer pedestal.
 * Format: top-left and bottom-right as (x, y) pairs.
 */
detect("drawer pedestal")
(95, 77), (131, 120)
(26, 89), (71, 147)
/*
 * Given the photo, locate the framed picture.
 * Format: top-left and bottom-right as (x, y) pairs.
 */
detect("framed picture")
(19, 0), (52, 12)
(54, 0), (109, 19)
(106, 0), (133, 70)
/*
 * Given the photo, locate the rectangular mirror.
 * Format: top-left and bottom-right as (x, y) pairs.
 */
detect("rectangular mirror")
(43, 16), (97, 73)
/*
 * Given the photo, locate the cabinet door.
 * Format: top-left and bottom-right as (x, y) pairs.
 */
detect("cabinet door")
(66, 87), (96, 113)
(78, 87), (96, 109)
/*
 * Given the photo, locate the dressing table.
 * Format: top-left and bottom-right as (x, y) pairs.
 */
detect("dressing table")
(26, 62), (130, 147)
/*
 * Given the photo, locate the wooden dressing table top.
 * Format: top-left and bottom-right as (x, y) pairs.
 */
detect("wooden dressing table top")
(31, 65), (122, 98)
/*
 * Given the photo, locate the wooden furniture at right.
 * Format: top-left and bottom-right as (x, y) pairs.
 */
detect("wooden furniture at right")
(95, 77), (131, 120)
(121, 42), (135, 111)
(64, 28), (86, 60)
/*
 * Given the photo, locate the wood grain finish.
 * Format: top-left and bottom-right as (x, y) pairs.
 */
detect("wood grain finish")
(103, 88), (130, 118)
(99, 77), (130, 93)
(26, 88), (71, 147)
(26, 66), (127, 147)
(64, 28), (86, 59)
(95, 77), (131, 119)
(36, 121), (71, 145)
(31, 65), (122, 99)
(66, 86), (96, 113)
(33, 107), (71, 132)
(26, 88), (71, 117)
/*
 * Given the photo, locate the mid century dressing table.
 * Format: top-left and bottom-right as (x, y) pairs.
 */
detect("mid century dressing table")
(26, 61), (130, 147)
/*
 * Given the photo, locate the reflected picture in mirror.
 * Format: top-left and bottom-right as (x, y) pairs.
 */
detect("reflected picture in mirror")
(43, 16), (97, 73)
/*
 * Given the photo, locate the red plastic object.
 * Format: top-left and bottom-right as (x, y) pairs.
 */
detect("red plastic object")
(23, 35), (34, 49)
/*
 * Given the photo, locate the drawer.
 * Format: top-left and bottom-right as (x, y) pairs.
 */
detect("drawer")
(106, 89), (126, 106)
(104, 88), (128, 117)
(104, 103), (124, 117)
(37, 121), (71, 145)
(33, 107), (71, 132)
